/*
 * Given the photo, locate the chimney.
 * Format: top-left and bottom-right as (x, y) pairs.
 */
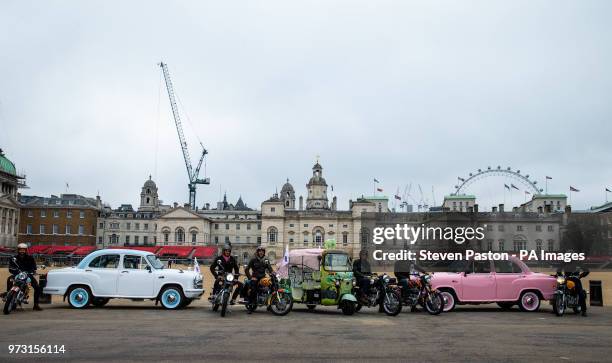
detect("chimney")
(537, 206), (543, 214)
(299, 196), (303, 210)
(332, 196), (337, 211)
(565, 205), (572, 214)
(205, 203), (210, 210)
(512, 207), (518, 212)
(474, 204), (479, 213)
(492, 206), (498, 213)
(498, 204), (504, 213)
(173, 202), (178, 208)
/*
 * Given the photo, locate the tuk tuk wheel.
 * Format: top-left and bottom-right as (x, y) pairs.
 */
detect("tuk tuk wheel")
(306, 304), (316, 311)
(341, 301), (356, 316)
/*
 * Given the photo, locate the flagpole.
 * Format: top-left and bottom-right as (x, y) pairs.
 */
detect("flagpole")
(545, 178), (548, 194)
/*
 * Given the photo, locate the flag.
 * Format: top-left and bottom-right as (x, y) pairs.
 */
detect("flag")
(377, 188), (383, 192)
(373, 178), (380, 183)
(458, 177), (465, 182)
(394, 194), (402, 200)
(66, 182), (69, 189)
(504, 184), (510, 190)
(606, 188), (611, 193)
(511, 184), (519, 190)
(193, 257), (201, 274)
(570, 186), (580, 192)
(283, 244), (289, 263)
(331, 185), (334, 192)
(546, 176), (552, 180)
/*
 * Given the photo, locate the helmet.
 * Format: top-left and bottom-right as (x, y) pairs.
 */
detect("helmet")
(17, 243), (28, 250)
(259, 277), (272, 287)
(222, 244), (232, 252)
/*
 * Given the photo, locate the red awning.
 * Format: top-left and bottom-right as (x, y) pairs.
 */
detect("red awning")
(72, 246), (97, 256)
(192, 246), (217, 259)
(46, 246), (79, 255)
(157, 246), (194, 258)
(28, 245), (51, 254)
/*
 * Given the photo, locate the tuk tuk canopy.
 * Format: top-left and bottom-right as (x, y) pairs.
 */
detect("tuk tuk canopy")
(276, 248), (324, 278)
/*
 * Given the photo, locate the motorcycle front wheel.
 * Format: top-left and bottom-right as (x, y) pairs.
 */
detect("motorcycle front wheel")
(382, 291), (402, 316)
(3, 290), (16, 315)
(220, 291), (230, 317)
(424, 291), (444, 315)
(269, 292), (292, 316)
(552, 295), (565, 316)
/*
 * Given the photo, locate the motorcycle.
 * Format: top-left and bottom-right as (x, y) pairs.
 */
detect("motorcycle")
(354, 273), (402, 316)
(397, 272), (444, 315)
(210, 270), (241, 317)
(3, 260), (34, 315)
(244, 273), (293, 316)
(552, 272), (586, 316)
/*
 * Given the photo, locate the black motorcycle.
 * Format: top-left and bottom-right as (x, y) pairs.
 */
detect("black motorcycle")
(210, 270), (240, 317)
(354, 273), (402, 316)
(552, 271), (586, 316)
(244, 273), (292, 316)
(3, 260), (34, 315)
(397, 272), (444, 315)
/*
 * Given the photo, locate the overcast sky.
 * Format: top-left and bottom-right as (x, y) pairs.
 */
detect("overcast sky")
(1, 1), (611, 211)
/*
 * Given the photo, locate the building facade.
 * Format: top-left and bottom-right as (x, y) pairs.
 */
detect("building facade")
(18, 194), (100, 246)
(0, 149), (26, 247)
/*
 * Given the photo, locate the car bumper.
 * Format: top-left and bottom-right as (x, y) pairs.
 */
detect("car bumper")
(184, 288), (205, 299)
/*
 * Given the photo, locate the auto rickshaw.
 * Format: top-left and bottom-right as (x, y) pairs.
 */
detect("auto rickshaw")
(277, 247), (358, 315)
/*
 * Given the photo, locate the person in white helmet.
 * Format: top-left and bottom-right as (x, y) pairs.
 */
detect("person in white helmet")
(5, 243), (42, 311)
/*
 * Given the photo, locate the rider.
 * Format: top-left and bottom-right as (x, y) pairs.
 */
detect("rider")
(209, 244), (242, 305)
(5, 243), (42, 311)
(394, 252), (426, 311)
(353, 249), (372, 299)
(568, 267), (590, 317)
(244, 246), (273, 313)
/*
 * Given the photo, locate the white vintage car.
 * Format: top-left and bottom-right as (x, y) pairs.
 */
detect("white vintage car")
(43, 249), (204, 309)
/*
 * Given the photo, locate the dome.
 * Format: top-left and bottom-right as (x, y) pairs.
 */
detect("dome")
(312, 162), (322, 171)
(0, 150), (17, 176)
(281, 179), (295, 194)
(143, 175), (157, 189)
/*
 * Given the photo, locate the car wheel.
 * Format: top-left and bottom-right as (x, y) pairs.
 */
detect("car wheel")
(439, 290), (456, 312)
(160, 286), (184, 310)
(68, 286), (91, 309)
(497, 302), (514, 310)
(518, 291), (540, 312)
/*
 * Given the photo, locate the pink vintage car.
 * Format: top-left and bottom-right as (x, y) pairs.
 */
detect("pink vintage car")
(431, 256), (556, 312)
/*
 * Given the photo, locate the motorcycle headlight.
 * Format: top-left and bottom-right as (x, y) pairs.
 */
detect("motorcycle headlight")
(384, 277), (390, 283)
(424, 275), (431, 282)
(226, 273), (235, 282)
(16, 272), (27, 282)
(556, 276), (565, 285)
(352, 280), (356, 287)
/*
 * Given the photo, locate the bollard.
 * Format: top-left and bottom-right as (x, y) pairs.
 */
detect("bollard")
(589, 280), (603, 306)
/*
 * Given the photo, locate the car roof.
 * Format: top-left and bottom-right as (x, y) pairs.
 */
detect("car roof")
(77, 249), (155, 269)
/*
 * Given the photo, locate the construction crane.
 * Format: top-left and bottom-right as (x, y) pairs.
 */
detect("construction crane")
(159, 62), (210, 210)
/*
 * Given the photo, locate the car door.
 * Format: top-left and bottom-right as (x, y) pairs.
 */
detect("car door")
(84, 254), (120, 296)
(494, 259), (523, 300)
(117, 255), (155, 297)
(461, 260), (496, 301)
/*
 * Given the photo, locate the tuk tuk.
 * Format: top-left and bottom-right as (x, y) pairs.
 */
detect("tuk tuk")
(277, 248), (358, 315)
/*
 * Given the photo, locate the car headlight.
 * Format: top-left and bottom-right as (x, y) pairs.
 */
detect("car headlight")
(556, 276), (565, 285)
(226, 273), (234, 282)
(193, 275), (203, 288)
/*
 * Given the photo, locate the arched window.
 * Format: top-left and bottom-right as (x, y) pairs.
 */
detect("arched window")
(146, 188), (151, 194)
(313, 227), (324, 247)
(175, 227), (185, 244)
(146, 197), (150, 204)
(267, 227), (278, 244)
(191, 232), (197, 243)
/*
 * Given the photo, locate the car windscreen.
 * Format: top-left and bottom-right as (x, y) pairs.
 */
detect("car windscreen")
(146, 255), (164, 269)
(323, 253), (351, 272)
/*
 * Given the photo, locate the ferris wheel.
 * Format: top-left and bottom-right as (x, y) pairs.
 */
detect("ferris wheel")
(453, 166), (543, 196)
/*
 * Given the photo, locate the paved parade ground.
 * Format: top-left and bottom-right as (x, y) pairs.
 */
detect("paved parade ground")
(1, 298), (611, 363)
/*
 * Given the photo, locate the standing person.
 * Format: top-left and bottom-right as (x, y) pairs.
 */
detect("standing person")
(167, 259), (172, 268)
(244, 247), (273, 313)
(353, 249), (372, 300)
(5, 244), (43, 311)
(210, 244), (242, 305)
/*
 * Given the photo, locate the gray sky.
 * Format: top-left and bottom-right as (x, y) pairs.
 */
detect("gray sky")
(1, 1), (611, 211)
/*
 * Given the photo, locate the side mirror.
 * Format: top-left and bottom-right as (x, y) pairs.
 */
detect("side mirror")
(464, 269), (471, 276)
(146, 265), (152, 273)
(264, 259), (270, 265)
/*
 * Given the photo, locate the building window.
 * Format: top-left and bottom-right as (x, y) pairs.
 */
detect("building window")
(487, 239), (493, 251)
(547, 225), (554, 232)
(26, 224), (33, 234)
(236, 224), (240, 230)
(236, 236), (241, 243)
(67, 210), (72, 219)
(214, 236), (219, 244)
(517, 225), (523, 232)
(135, 223), (140, 230)
(144, 223), (148, 230)
(267, 227), (278, 244)
(225, 224), (229, 230)
(535, 225), (542, 232)
(79, 211), (85, 219)
(548, 239), (554, 251)
(257, 224), (261, 230)
(135, 236), (139, 244)
(498, 225), (504, 232)
(39, 224), (46, 234)
(247, 224), (251, 230)
(486, 225), (493, 232)
(98, 236), (103, 244)
(271, 207), (275, 212)
(289, 238), (294, 244)
(498, 239), (505, 251)
(175, 228), (185, 244)
(126, 223), (131, 230)
(257, 236), (261, 245)
(303, 236), (308, 246)
(41, 210), (46, 218)
(164, 232), (169, 243)
(314, 230), (323, 246)
(225, 236), (230, 244)
(126, 235), (130, 244)
(65, 225), (72, 234)
(342, 233), (348, 246)
(191, 232), (197, 243)
(53, 211), (59, 218)
(27, 210), (33, 217)
(304, 224), (308, 228)
(78, 225), (84, 235)
(289, 223), (294, 228)
(536, 240), (542, 251)
(143, 236), (148, 244)
(360, 228), (369, 248)
(214, 224), (219, 230)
